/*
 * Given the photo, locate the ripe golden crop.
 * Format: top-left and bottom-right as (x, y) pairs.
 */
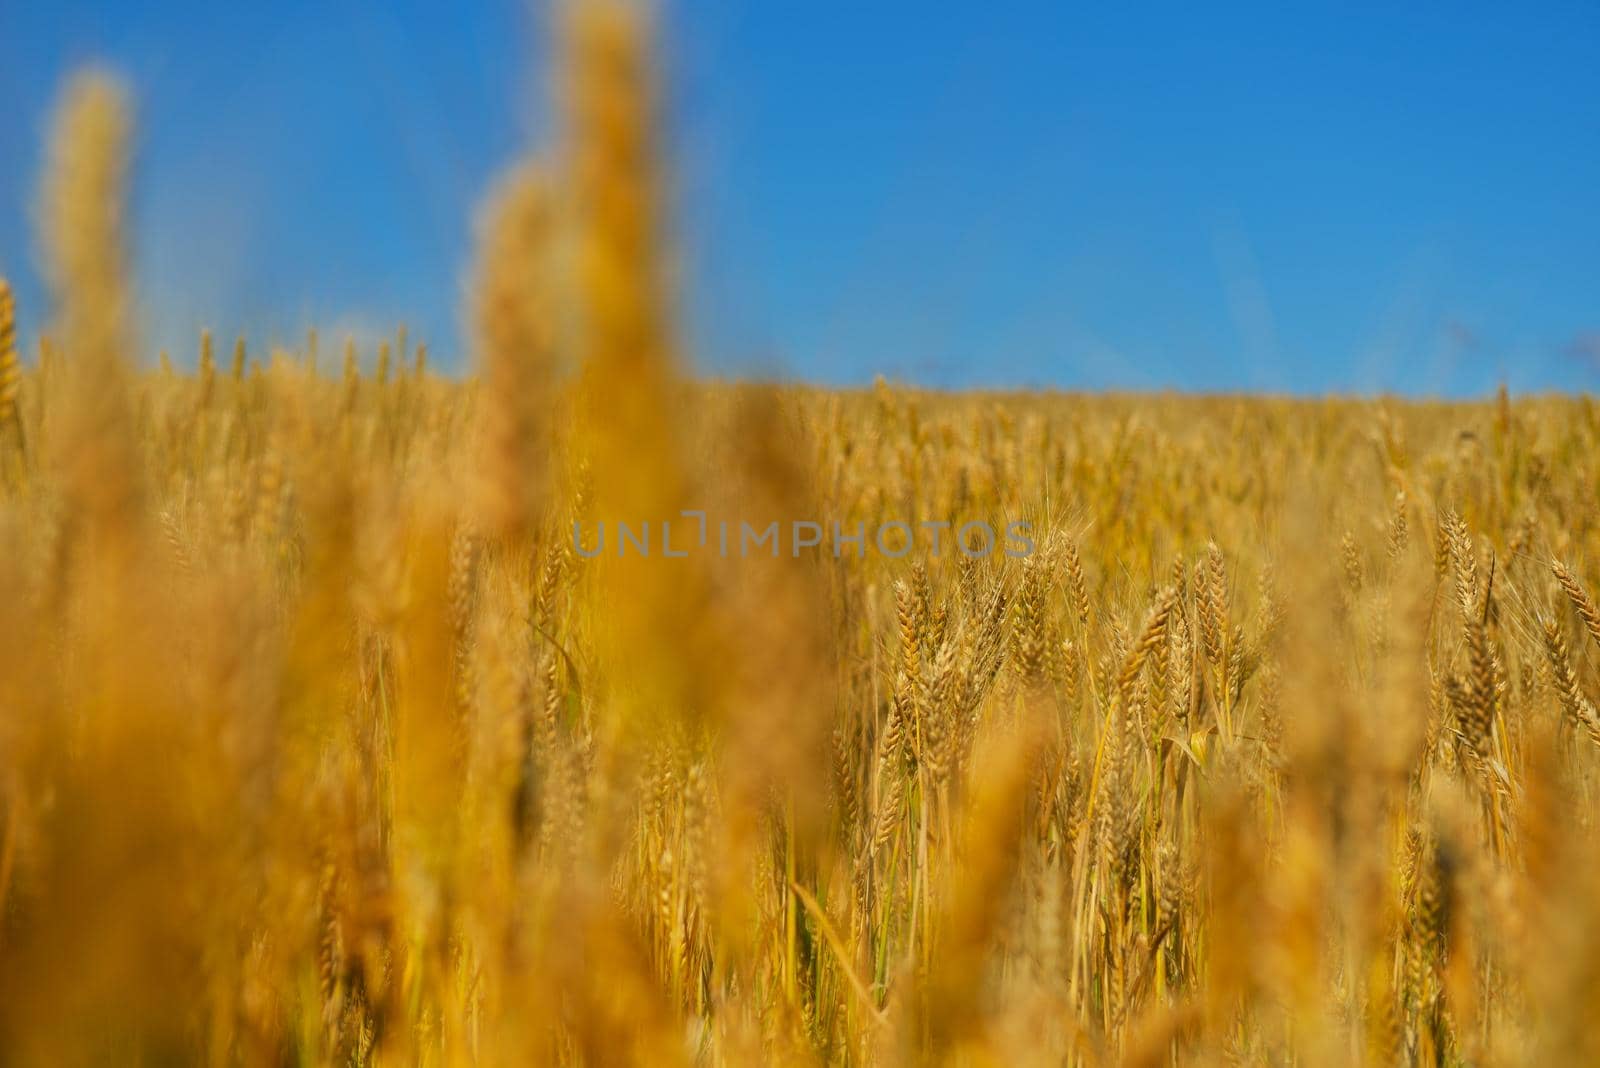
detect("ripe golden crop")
(2, 4), (1599, 1066)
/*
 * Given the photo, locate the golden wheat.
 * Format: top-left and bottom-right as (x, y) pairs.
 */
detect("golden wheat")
(4, 9), (1600, 1068)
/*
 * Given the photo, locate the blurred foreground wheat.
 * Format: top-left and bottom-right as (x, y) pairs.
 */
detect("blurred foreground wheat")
(4, 5), (1600, 1066)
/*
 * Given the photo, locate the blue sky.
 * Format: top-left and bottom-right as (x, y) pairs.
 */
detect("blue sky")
(2, 1), (1597, 394)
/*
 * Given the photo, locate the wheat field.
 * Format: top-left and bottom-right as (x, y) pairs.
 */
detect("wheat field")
(4, 4), (1600, 1066)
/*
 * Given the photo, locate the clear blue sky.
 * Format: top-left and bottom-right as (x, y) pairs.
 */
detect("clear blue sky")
(2, 1), (1597, 395)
